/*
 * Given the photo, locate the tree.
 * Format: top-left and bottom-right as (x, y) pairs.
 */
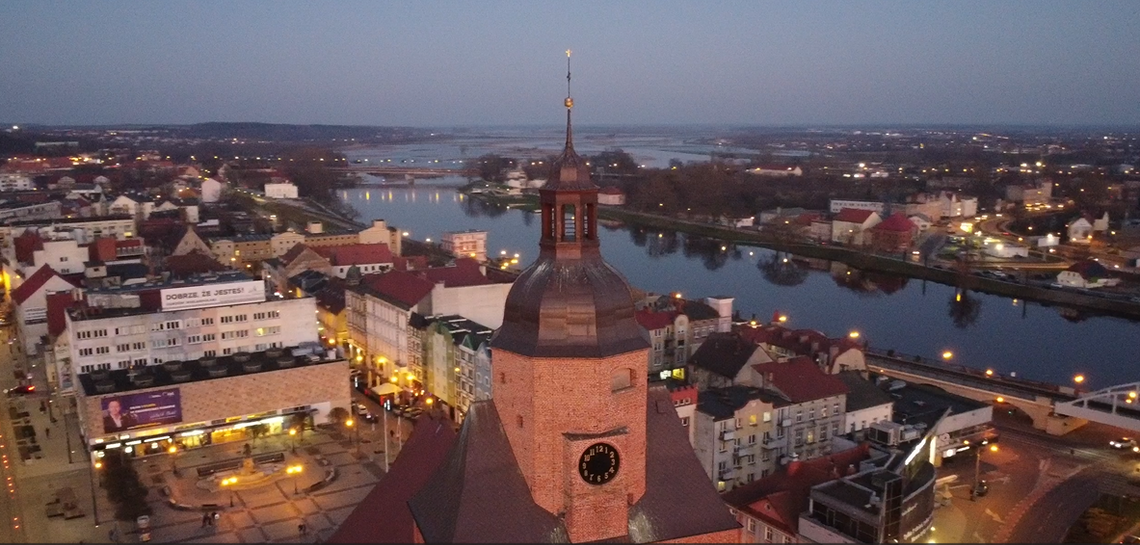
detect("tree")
(757, 252), (808, 287)
(328, 407), (350, 425)
(475, 154), (514, 183)
(948, 290), (982, 328)
(100, 451), (152, 521)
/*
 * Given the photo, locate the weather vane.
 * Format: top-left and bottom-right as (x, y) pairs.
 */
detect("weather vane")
(565, 49), (573, 109)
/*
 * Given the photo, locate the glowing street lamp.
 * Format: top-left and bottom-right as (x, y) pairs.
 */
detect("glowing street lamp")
(848, 331), (860, 340)
(1074, 374), (1086, 384)
(287, 464), (303, 494)
(942, 351), (954, 361)
(221, 476), (238, 506)
(777, 315), (788, 323)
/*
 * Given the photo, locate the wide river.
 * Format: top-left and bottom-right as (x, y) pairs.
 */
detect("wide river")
(337, 129), (1139, 388)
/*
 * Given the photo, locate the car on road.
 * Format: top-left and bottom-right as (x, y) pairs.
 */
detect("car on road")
(4, 384), (35, 396)
(1110, 437), (1139, 451)
(355, 403), (370, 416)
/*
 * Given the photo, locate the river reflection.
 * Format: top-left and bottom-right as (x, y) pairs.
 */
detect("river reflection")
(341, 186), (1140, 386)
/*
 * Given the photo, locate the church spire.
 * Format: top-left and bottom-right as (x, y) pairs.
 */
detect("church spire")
(564, 49), (574, 151)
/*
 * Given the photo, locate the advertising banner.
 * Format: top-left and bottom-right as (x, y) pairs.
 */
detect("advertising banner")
(100, 388), (183, 434)
(160, 280), (265, 311)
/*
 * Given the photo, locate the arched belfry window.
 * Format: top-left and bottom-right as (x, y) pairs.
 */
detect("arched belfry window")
(611, 367), (634, 392)
(561, 204), (577, 242)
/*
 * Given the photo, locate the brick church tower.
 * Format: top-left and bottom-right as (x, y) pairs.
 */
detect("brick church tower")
(489, 52), (655, 543)
(328, 54), (740, 544)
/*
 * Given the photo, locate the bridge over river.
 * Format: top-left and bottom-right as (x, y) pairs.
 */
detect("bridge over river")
(861, 349), (1140, 435)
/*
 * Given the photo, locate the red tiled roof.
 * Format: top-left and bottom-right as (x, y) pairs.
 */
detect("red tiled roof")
(872, 212), (917, 233)
(636, 309), (677, 331)
(12, 265), (75, 305)
(313, 243), (394, 267)
(328, 414), (458, 543)
(165, 250), (226, 279)
(47, 291), (84, 337)
(392, 255), (428, 272)
(599, 186), (625, 195)
(833, 208), (876, 223)
(791, 212), (821, 226)
(751, 357), (849, 403)
(414, 258), (491, 287)
(13, 229), (44, 264)
(361, 270), (436, 308)
(722, 443), (872, 536)
(88, 237), (117, 262)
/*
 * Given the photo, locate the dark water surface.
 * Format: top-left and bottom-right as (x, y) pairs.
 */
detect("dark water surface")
(341, 186), (1140, 388)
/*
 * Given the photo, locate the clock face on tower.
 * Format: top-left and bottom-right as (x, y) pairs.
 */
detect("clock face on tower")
(578, 442), (620, 485)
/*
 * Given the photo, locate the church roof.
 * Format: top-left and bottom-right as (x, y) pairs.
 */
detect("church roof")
(408, 402), (569, 543)
(327, 414), (458, 543)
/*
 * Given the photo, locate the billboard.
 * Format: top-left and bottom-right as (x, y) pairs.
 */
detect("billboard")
(100, 388), (183, 434)
(160, 280), (265, 311)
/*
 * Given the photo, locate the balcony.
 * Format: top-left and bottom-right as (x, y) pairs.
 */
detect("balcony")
(720, 430), (735, 441)
(718, 468), (736, 480)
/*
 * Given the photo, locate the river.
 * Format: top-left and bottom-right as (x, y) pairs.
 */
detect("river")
(337, 184), (1140, 389)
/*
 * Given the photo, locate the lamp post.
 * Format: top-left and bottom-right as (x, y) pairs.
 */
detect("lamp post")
(221, 477), (237, 507)
(345, 419), (359, 456)
(287, 464), (303, 494)
(91, 459), (102, 527)
(972, 444), (998, 501)
(289, 427), (297, 454)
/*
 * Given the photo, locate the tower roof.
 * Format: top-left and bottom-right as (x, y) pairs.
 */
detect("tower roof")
(491, 52), (646, 358)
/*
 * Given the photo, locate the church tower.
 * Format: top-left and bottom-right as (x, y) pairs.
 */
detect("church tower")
(490, 50), (652, 543)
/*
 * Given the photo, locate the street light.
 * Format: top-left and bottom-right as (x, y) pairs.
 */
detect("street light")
(345, 418), (359, 455)
(287, 464), (303, 494)
(848, 331), (860, 339)
(221, 476), (238, 507)
(972, 444), (998, 501)
(289, 428), (297, 454)
(942, 351), (954, 361)
(1074, 374), (1086, 384)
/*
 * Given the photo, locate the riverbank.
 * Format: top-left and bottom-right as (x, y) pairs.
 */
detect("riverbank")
(594, 206), (1140, 321)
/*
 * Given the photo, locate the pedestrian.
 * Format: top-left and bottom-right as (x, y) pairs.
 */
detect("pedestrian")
(202, 513), (210, 528)
(299, 522), (307, 535)
(44, 427), (50, 439)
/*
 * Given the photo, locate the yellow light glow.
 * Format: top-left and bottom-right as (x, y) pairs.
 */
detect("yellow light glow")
(848, 331), (860, 339)
(390, 376), (398, 383)
(989, 445), (998, 452)
(778, 315), (787, 323)
(943, 351), (954, 360)
(345, 419), (354, 427)
(996, 396), (1004, 403)
(289, 428), (297, 436)
(168, 446), (177, 454)
(985, 369), (994, 376)
(426, 398), (434, 405)
(1074, 374), (1085, 384)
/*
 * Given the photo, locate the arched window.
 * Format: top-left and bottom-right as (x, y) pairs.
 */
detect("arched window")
(561, 204), (577, 242)
(610, 367), (634, 392)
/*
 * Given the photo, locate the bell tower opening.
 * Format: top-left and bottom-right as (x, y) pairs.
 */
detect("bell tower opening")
(562, 204), (576, 242)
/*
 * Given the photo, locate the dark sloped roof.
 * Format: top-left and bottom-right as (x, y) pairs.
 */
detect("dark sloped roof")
(834, 208), (876, 223)
(12, 265), (71, 305)
(688, 332), (759, 380)
(408, 401), (569, 543)
(414, 257), (491, 287)
(628, 386), (741, 542)
(360, 270), (436, 309)
(165, 250), (226, 279)
(835, 371), (894, 412)
(327, 414), (458, 544)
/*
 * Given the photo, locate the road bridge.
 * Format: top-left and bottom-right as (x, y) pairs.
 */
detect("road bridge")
(330, 166), (477, 177)
(1054, 383), (1140, 433)
(865, 350), (1087, 435)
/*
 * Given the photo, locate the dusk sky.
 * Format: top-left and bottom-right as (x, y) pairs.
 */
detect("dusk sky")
(2, 1), (1138, 127)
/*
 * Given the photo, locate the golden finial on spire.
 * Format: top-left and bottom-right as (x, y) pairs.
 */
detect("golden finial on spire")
(564, 49), (573, 109)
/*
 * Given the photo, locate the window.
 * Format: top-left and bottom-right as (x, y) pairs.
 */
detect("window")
(735, 417), (743, 429)
(748, 434), (756, 445)
(222, 348), (232, 355)
(60, 256), (68, 262)
(116, 344), (130, 352)
(132, 342), (145, 350)
(820, 426), (828, 441)
(254, 312), (266, 320)
(203, 333), (216, 342)
(78, 348), (93, 356)
(806, 430), (815, 443)
(187, 335), (202, 344)
(202, 317), (214, 326)
(749, 414), (758, 426)
(268, 310), (279, 318)
(747, 472), (755, 483)
(95, 346), (110, 355)
(221, 316), (234, 324)
(500, 372), (506, 384)
(761, 469), (769, 478)
(747, 519), (756, 533)
(255, 326), (280, 336)
(794, 429), (804, 446)
(680, 416), (690, 427)
(133, 358), (147, 367)
(203, 350), (217, 357)
(610, 368), (633, 391)
(795, 410), (803, 423)
(764, 527), (773, 542)
(221, 331), (236, 340)
(762, 450), (771, 462)
(235, 330), (249, 338)
(165, 320), (180, 330)
(77, 331), (93, 340)
(763, 411), (771, 423)
(777, 427), (785, 439)
(235, 314), (247, 322)
(717, 461), (727, 471)
(809, 408), (815, 420)
(116, 360), (129, 369)
(93, 329), (107, 338)
(833, 402), (840, 414)
(821, 406), (828, 418)
(152, 357), (163, 364)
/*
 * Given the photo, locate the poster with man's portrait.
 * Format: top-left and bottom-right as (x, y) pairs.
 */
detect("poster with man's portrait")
(100, 388), (182, 434)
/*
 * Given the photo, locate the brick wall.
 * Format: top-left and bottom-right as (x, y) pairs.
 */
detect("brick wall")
(79, 360), (351, 441)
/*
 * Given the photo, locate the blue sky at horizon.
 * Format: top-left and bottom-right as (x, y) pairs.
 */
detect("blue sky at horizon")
(2, 1), (1138, 127)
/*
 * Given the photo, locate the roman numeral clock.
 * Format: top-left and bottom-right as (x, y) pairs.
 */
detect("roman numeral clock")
(579, 442), (620, 485)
